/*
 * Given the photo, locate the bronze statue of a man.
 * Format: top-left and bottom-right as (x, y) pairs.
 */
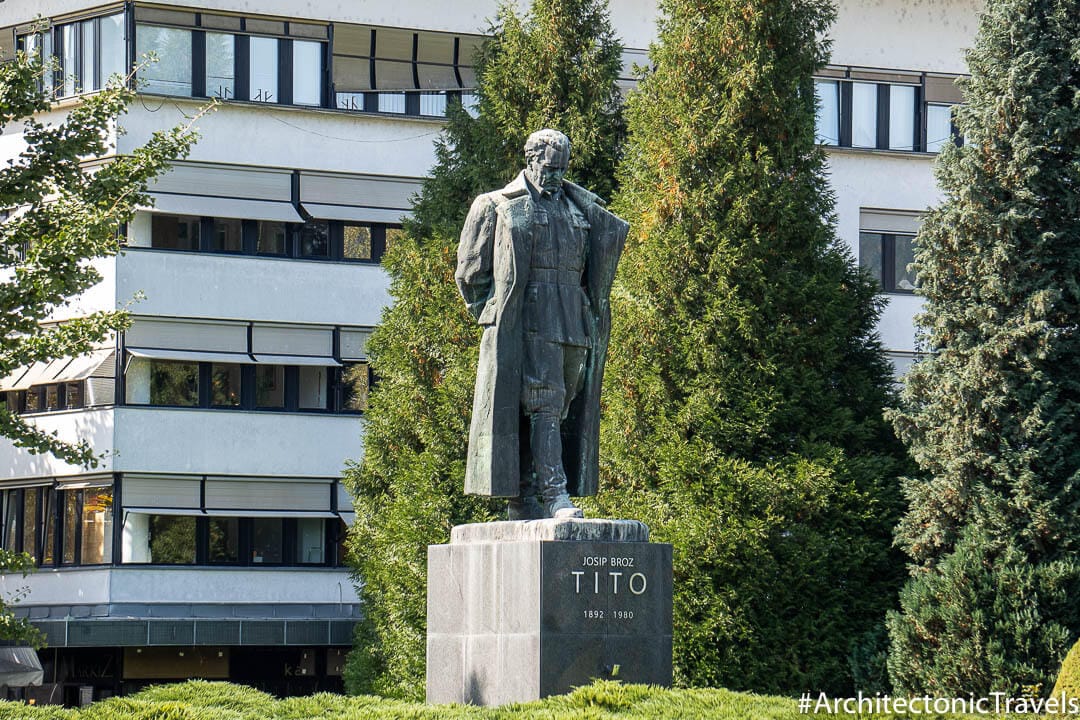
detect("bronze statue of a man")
(456, 129), (629, 520)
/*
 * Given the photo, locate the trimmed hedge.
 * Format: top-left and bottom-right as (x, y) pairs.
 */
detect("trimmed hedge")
(0, 680), (1039, 719)
(1052, 637), (1080, 708)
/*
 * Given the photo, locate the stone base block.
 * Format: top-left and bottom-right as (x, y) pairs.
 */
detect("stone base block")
(427, 518), (672, 706)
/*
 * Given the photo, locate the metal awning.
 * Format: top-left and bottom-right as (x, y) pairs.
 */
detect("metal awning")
(147, 194), (303, 223)
(0, 361), (52, 392)
(0, 350), (114, 392)
(126, 348), (256, 365)
(122, 507), (205, 517)
(300, 203), (407, 225)
(0, 647), (43, 688)
(251, 354), (341, 367)
(51, 349), (114, 383)
(203, 509), (338, 518)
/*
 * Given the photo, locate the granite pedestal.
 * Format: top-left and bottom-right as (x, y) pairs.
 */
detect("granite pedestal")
(426, 518), (672, 705)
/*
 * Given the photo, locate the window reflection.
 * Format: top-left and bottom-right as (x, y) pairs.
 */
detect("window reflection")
(211, 363), (241, 407)
(343, 224), (372, 260)
(148, 360), (199, 406)
(137, 26), (194, 96)
(208, 517), (240, 563)
(256, 365), (285, 408)
(63, 491), (78, 564)
(149, 515), (197, 564)
(300, 221), (329, 258)
(206, 32), (236, 99)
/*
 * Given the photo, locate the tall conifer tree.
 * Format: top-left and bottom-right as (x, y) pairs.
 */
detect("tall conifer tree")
(343, 0), (622, 699)
(887, 0), (1080, 695)
(592, 0), (907, 693)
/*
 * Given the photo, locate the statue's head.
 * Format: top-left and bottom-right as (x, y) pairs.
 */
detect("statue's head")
(524, 129), (571, 194)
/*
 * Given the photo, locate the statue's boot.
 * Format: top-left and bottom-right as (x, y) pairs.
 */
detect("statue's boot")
(508, 496), (544, 520)
(530, 413), (583, 519)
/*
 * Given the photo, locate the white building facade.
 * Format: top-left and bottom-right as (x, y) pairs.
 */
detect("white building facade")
(0, 0), (979, 704)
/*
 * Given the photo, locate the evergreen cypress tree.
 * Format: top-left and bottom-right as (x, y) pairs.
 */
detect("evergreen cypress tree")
(342, 0), (622, 699)
(590, 0), (907, 694)
(887, 0), (1080, 695)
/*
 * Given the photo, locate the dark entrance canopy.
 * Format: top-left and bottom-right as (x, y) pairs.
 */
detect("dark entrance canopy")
(0, 647), (43, 688)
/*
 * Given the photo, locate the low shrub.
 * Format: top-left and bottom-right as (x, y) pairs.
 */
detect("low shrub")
(0, 679), (1045, 719)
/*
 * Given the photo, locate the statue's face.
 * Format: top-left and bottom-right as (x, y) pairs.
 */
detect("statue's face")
(526, 144), (569, 194)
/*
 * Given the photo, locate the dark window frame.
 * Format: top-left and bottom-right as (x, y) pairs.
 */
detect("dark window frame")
(147, 213), (397, 263)
(126, 360), (358, 414)
(121, 514), (346, 567)
(135, 22), (327, 109)
(860, 231), (918, 295)
(817, 77), (956, 153)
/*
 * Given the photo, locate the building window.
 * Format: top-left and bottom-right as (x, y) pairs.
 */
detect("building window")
(148, 515), (198, 564)
(60, 23), (79, 96)
(257, 221), (288, 255)
(45, 384), (60, 411)
(62, 490), (78, 564)
(252, 518), (284, 563)
(342, 224), (373, 260)
(128, 359), (199, 406)
(210, 363), (241, 407)
(249, 35), (279, 103)
(299, 220), (330, 258)
(815, 80), (840, 146)
(80, 488), (113, 564)
(255, 365), (285, 408)
(850, 82), (878, 148)
(137, 26), (194, 96)
(926, 103), (959, 152)
(860, 232), (918, 293)
(122, 514), (342, 567)
(55, 13), (128, 97)
(211, 218), (243, 253)
(888, 85), (917, 151)
(66, 382), (84, 409)
(12, 382), (84, 415)
(814, 74), (965, 154)
(340, 363), (370, 413)
(298, 366), (328, 410)
(22, 487), (39, 562)
(17, 31), (55, 95)
(99, 14), (127, 83)
(145, 213), (400, 261)
(208, 516), (240, 564)
(151, 214), (200, 250)
(296, 517), (325, 564)
(377, 92), (406, 114)
(292, 40), (323, 106)
(2, 491), (17, 551)
(419, 92), (448, 117)
(42, 489), (56, 565)
(205, 32), (236, 100)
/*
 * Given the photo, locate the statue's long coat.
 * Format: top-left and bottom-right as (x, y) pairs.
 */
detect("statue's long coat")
(456, 172), (628, 497)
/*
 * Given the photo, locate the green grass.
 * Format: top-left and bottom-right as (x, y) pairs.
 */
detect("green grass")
(0, 680), (1042, 719)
